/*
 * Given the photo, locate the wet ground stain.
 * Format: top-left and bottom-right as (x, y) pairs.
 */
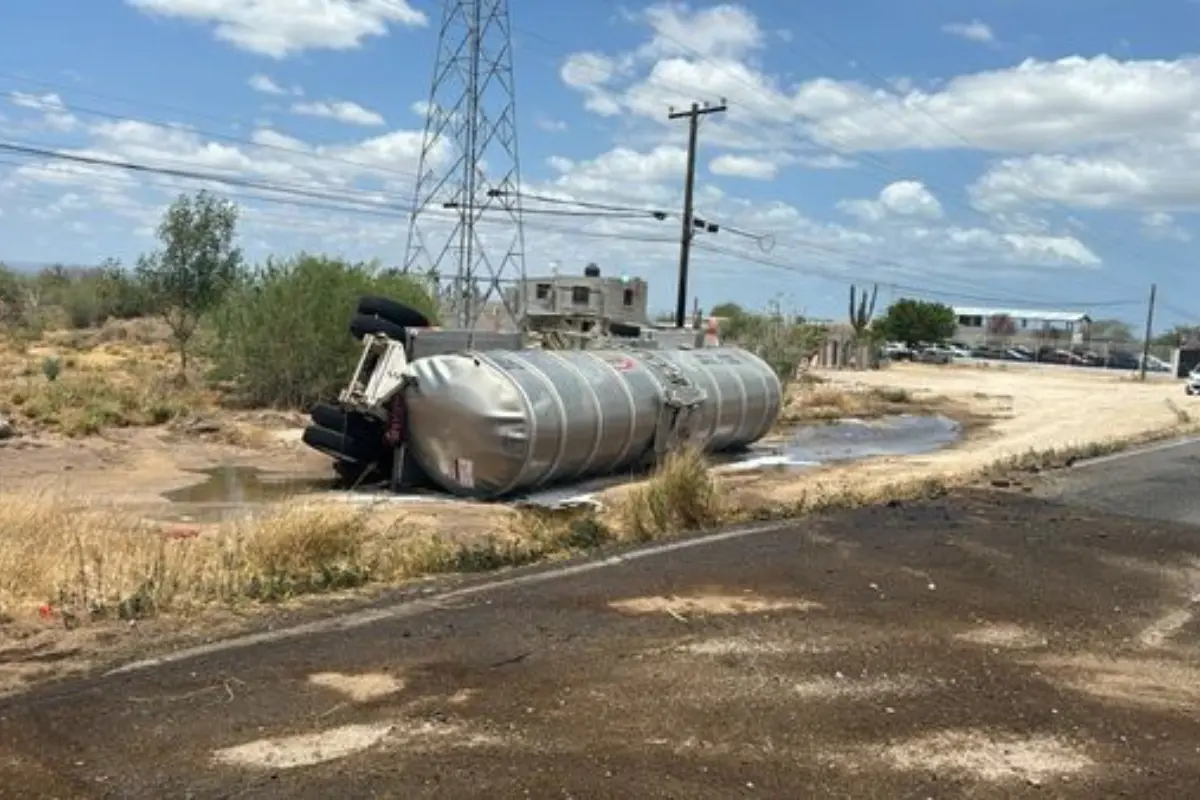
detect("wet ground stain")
(159, 466), (339, 522)
(157, 416), (963, 515)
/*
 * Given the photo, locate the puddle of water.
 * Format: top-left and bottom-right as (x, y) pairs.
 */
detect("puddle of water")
(164, 466), (335, 504)
(717, 414), (960, 474)
(159, 466), (338, 523)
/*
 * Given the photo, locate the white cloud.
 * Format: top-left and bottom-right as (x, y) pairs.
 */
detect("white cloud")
(709, 154), (778, 180)
(634, 2), (764, 60)
(535, 116), (568, 133)
(291, 100), (385, 127)
(2, 1), (1124, 307)
(1141, 211), (1192, 241)
(839, 180), (944, 221)
(537, 145), (687, 204)
(552, 4), (1200, 250)
(8, 91), (77, 131)
(941, 20), (995, 44)
(125, 0), (427, 58)
(792, 55), (1200, 154)
(564, 28), (1200, 160)
(560, 52), (626, 116)
(795, 153), (856, 170)
(248, 74), (287, 95)
(970, 147), (1200, 212)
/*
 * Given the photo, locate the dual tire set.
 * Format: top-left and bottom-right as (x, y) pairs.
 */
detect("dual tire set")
(303, 294), (431, 484)
(348, 294), (431, 342)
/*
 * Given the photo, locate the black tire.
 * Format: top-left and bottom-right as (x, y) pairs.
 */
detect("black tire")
(356, 295), (431, 328)
(309, 403), (381, 438)
(301, 424), (382, 463)
(349, 312), (406, 341)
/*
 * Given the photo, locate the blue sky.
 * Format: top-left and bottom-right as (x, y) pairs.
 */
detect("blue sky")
(2, 1), (1199, 328)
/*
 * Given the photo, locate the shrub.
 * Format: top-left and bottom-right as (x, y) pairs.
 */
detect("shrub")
(722, 313), (826, 385)
(616, 448), (725, 541)
(209, 254), (438, 408)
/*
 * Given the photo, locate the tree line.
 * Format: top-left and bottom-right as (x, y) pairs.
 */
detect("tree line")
(0, 190), (437, 409)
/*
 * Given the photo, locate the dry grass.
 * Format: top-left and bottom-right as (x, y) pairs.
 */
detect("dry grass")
(614, 447), (727, 541)
(0, 495), (488, 623)
(4, 423), (1194, 629)
(781, 383), (922, 423)
(0, 451), (722, 625)
(0, 319), (215, 436)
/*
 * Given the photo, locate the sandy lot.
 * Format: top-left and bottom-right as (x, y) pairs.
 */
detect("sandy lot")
(743, 361), (1194, 505)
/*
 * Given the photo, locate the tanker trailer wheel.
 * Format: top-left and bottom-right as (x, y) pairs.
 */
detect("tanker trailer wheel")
(349, 312), (406, 341)
(301, 424), (382, 464)
(309, 402), (382, 440)
(356, 295), (432, 328)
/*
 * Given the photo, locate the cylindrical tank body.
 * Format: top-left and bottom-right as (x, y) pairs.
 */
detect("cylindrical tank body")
(402, 346), (782, 499)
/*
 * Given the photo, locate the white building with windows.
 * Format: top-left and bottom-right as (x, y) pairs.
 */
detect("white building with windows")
(510, 263), (652, 336)
(952, 307), (1092, 347)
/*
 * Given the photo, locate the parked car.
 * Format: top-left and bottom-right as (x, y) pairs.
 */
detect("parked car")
(1104, 351), (1140, 370)
(1186, 368), (1200, 395)
(915, 346), (952, 364)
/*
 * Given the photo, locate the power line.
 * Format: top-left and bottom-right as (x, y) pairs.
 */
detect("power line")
(693, 240), (1142, 310)
(2, 139), (1124, 307)
(0, 140), (674, 224)
(556, 3), (1191, 302)
(3, 42), (1115, 288)
(0, 147), (680, 249)
(0, 75), (424, 184)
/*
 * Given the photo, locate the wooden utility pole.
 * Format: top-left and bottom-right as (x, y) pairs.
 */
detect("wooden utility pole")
(1139, 282), (1157, 381)
(668, 100), (726, 328)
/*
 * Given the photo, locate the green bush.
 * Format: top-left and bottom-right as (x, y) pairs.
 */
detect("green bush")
(209, 254), (437, 408)
(36, 262), (160, 330)
(720, 312), (826, 385)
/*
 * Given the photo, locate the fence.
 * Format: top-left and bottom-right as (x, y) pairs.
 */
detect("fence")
(984, 338), (1174, 370)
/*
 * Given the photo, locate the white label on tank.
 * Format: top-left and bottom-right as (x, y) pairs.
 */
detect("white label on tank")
(455, 458), (475, 488)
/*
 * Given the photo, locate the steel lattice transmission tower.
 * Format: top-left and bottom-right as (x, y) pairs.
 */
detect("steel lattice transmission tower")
(403, 0), (527, 330)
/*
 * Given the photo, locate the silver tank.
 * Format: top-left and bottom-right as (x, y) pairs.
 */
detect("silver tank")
(402, 346), (782, 499)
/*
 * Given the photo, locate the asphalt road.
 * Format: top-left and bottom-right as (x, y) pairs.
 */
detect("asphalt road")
(1037, 437), (1200, 523)
(2, 447), (1200, 799)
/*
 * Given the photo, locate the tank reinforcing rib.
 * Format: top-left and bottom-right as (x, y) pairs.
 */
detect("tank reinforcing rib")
(401, 346), (782, 499)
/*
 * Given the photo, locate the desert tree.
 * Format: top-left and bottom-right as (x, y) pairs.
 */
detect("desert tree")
(136, 190), (243, 373)
(875, 298), (957, 348)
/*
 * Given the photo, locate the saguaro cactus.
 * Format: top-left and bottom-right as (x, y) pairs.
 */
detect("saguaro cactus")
(848, 283), (878, 337)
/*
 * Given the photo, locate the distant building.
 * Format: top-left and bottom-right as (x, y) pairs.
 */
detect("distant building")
(509, 262), (652, 336)
(952, 307), (1092, 347)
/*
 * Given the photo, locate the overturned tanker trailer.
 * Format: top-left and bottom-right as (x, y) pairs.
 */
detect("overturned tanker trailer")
(302, 298), (783, 500)
(401, 346), (782, 498)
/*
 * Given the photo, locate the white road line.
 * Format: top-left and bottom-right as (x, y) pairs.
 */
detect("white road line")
(106, 518), (796, 677)
(1070, 436), (1200, 469)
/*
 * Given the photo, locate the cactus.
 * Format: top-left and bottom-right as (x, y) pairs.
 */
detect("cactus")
(848, 283), (878, 336)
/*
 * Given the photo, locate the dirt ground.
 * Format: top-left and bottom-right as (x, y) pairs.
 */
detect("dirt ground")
(1, 339), (1196, 697)
(1, 353), (1189, 514)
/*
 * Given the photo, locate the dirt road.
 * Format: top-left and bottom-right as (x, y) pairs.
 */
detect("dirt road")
(2, 443), (1198, 798)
